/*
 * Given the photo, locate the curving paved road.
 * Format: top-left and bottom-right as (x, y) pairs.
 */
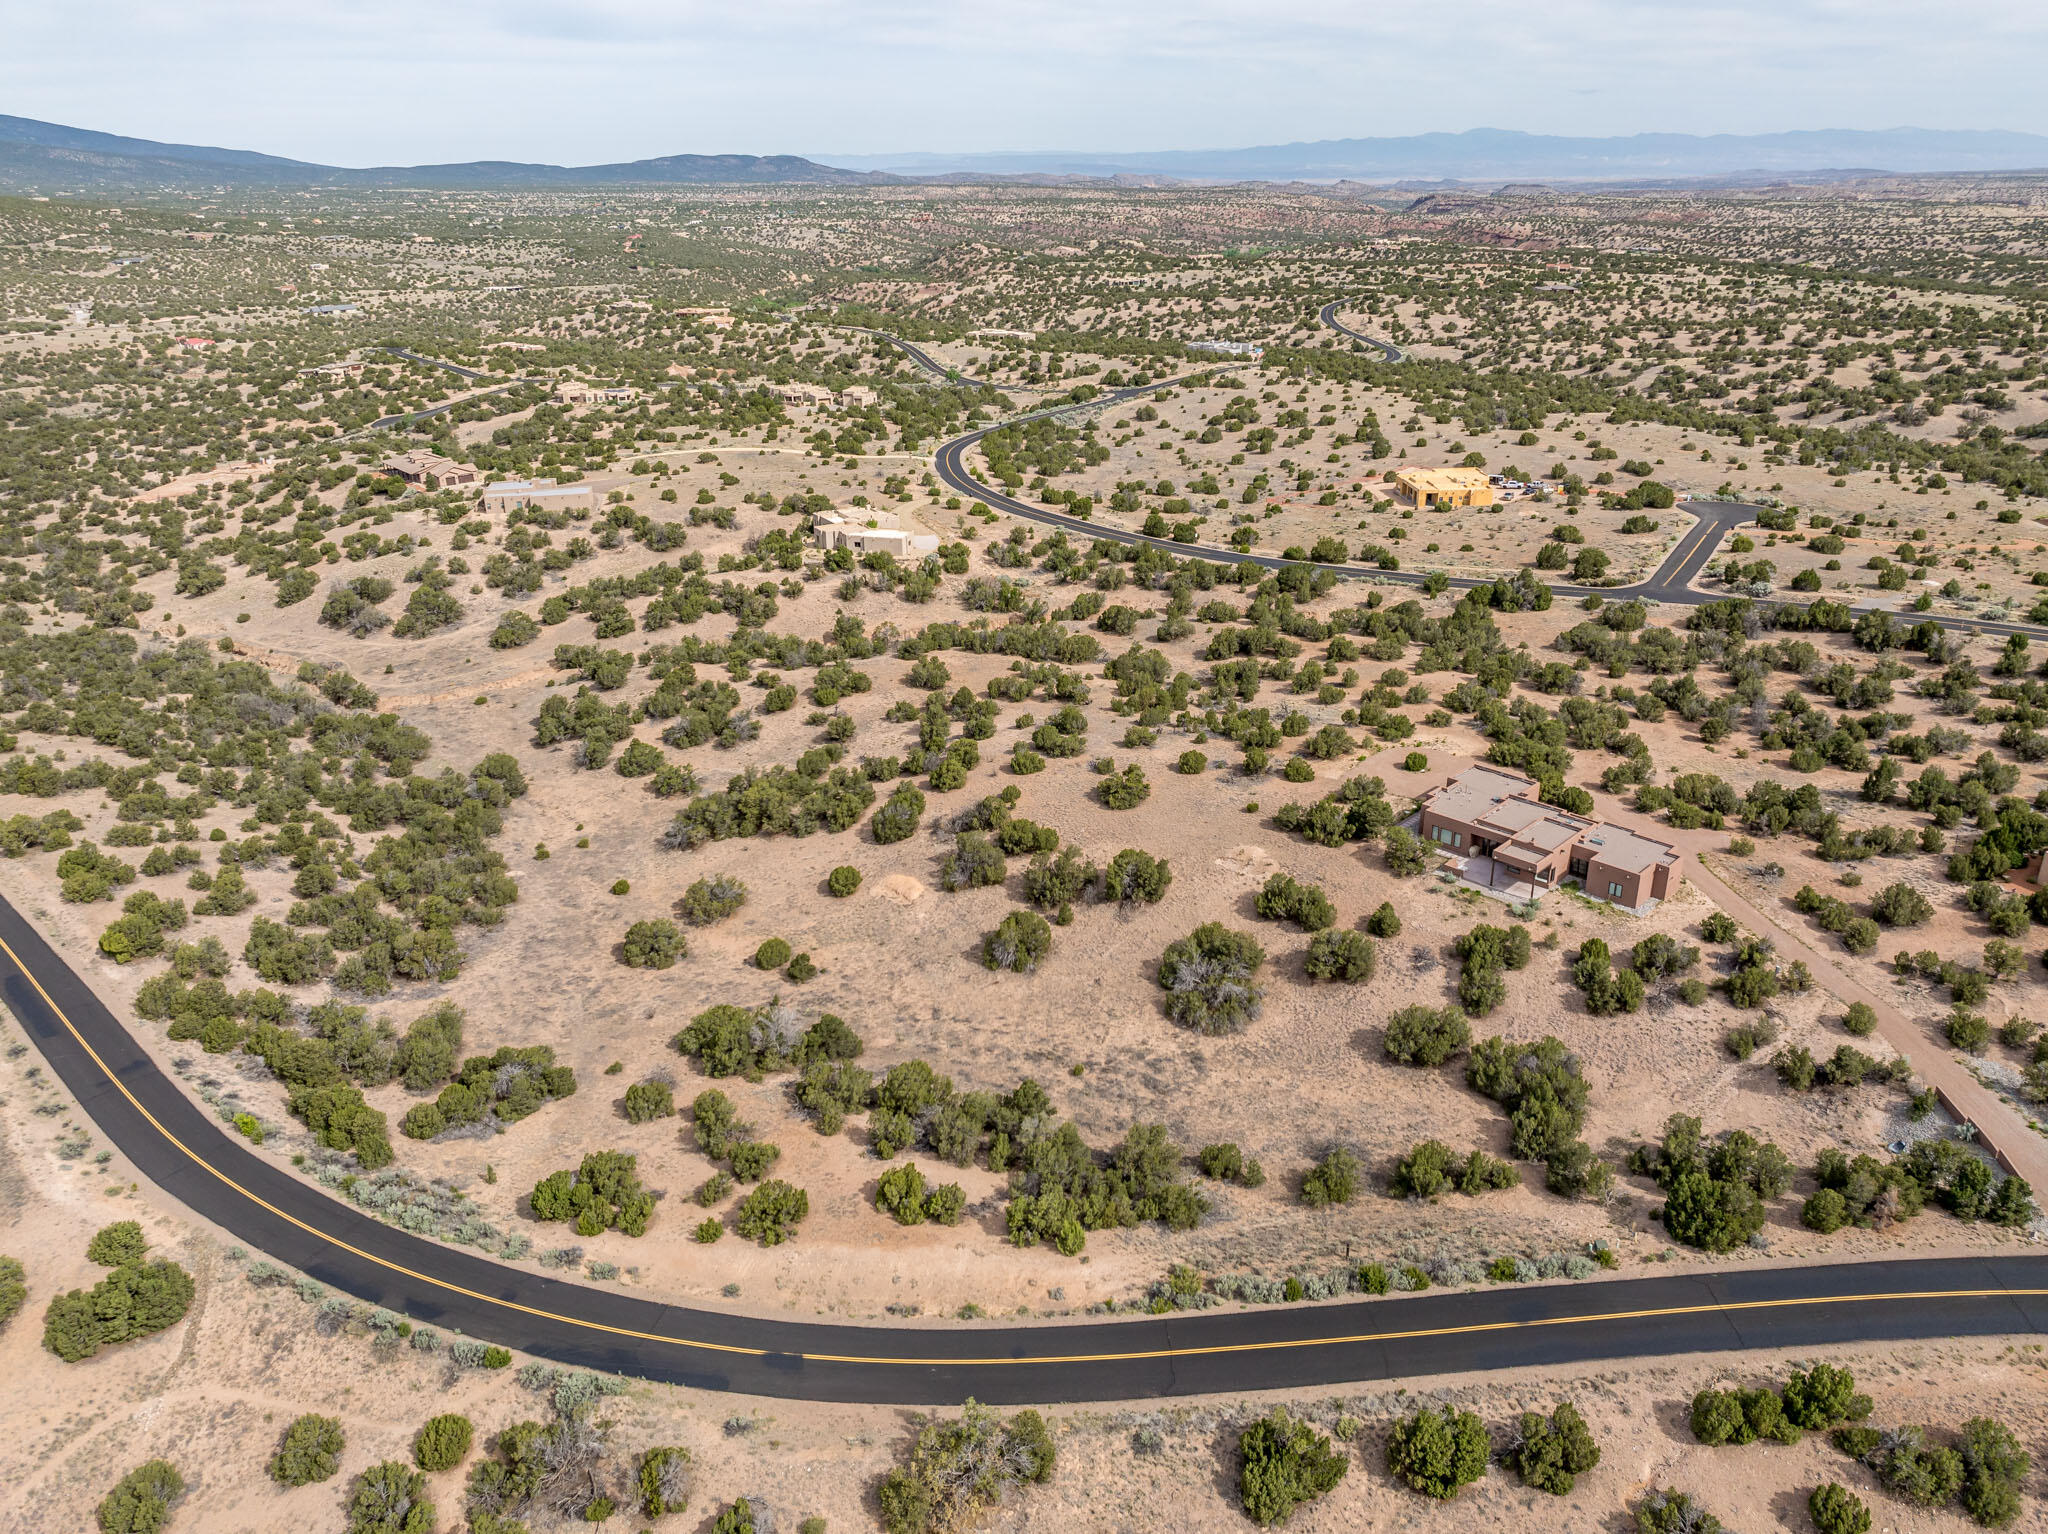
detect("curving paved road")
(935, 403), (1714, 605)
(3, 896), (2046, 1404)
(1317, 302), (1407, 362)
(840, 326), (995, 390)
(925, 322), (2048, 642)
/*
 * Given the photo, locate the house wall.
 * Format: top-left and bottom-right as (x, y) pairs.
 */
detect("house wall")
(1393, 472), (1495, 509)
(1423, 768), (1684, 909)
(815, 524), (937, 558)
(1585, 860), (1648, 909)
(1418, 807), (1479, 850)
(478, 487), (592, 516)
(1581, 853), (1684, 910)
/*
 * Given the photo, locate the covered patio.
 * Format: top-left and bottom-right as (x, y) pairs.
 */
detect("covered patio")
(1443, 852), (1540, 904)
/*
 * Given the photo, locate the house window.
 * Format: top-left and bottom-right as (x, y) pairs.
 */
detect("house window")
(1607, 882), (1624, 898)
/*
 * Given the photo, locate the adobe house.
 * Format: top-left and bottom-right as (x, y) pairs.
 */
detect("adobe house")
(476, 477), (595, 517)
(811, 509), (938, 559)
(381, 449), (478, 489)
(1415, 765), (1683, 911)
(1393, 465), (1494, 508)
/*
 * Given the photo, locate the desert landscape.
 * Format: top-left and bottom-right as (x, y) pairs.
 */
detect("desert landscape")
(1, 140), (2046, 1534)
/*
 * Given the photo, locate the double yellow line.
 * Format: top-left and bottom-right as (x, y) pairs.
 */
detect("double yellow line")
(3, 931), (2041, 1378)
(1661, 511), (1723, 585)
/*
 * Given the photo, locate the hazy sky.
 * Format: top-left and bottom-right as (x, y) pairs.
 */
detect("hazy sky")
(7, 0), (2046, 165)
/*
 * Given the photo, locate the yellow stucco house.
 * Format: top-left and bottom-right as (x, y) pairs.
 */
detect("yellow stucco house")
(1393, 466), (1495, 508)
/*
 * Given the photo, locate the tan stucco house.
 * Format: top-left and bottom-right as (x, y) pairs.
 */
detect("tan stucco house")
(1415, 765), (1683, 911)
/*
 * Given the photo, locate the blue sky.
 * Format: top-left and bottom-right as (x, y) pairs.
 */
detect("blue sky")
(7, 0), (2046, 165)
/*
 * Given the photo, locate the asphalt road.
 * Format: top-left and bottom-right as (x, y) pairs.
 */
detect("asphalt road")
(927, 336), (2048, 641)
(1634, 500), (1767, 600)
(379, 345), (493, 381)
(1317, 302), (1407, 362)
(4, 895), (2046, 1404)
(936, 408), (1669, 605)
(354, 382), (529, 438)
(839, 327), (994, 390)
(345, 363), (548, 439)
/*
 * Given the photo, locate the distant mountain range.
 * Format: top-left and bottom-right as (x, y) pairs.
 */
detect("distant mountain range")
(3, 116), (2046, 195)
(0, 115), (885, 192)
(826, 127), (2048, 182)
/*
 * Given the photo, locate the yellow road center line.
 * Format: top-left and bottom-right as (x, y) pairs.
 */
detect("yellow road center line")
(4, 932), (2043, 1373)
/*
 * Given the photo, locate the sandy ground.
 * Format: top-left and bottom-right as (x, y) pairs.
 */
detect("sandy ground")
(5, 471), (2045, 1332)
(9, 181), (2048, 1529)
(991, 367), (2047, 619)
(0, 1033), (2041, 1534)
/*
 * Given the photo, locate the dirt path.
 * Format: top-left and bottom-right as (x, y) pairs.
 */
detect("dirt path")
(1680, 853), (2048, 1190)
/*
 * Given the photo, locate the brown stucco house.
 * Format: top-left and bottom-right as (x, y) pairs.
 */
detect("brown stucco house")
(380, 449), (478, 488)
(1415, 765), (1683, 911)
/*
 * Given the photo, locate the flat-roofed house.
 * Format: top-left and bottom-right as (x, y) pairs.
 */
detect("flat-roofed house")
(556, 383), (638, 405)
(1393, 466), (1495, 508)
(476, 477), (595, 516)
(381, 450), (478, 488)
(1415, 764), (1683, 910)
(811, 509), (938, 559)
(1571, 822), (1685, 910)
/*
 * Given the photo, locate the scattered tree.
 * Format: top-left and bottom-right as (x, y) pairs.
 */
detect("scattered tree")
(1386, 1406), (1489, 1500)
(679, 874), (748, 924)
(1300, 1146), (1362, 1207)
(1390, 1140), (1520, 1199)
(1383, 1004), (1469, 1066)
(346, 1460), (434, 1534)
(1634, 1488), (1724, 1534)
(983, 909), (1052, 973)
(621, 918), (684, 969)
(1237, 1410), (1348, 1527)
(1198, 1142), (1266, 1187)
(623, 1079), (675, 1123)
(1255, 872), (1335, 931)
(271, 1413), (347, 1486)
(413, 1414), (474, 1473)
(529, 1151), (655, 1237)
(1102, 848), (1172, 906)
(1809, 1483), (1871, 1534)
(637, 1446), (693, 1518)
(85, 1221), (148, 1267)
(1156, 923), (1266, 1033)
(96, 1461), (185, 1534)
(733, 1179), (809, 1244)
(877, 1399), (1055, 1534)
(1304, 929), (1376, 982)
(1505, 1401), (1600, 1494)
